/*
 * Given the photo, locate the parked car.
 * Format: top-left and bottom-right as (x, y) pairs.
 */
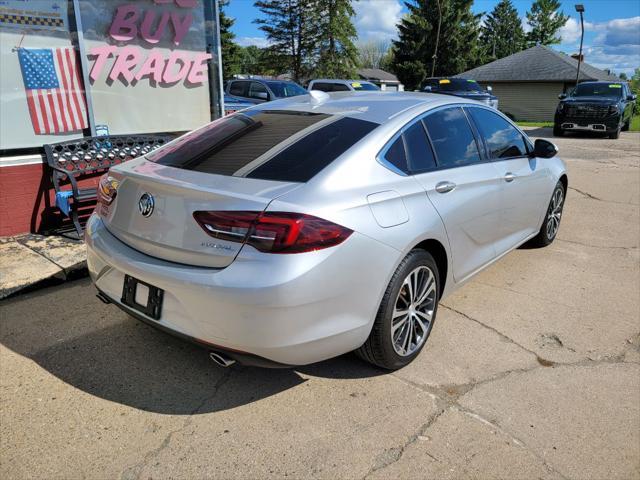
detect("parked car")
(423, 77), (499, 109)
(87, 92), (566, 370)
(225, 78), (307, 104)
(223, 93), (253, 115)
(308, 79), (380, 92)
(554, 81), (636, 139)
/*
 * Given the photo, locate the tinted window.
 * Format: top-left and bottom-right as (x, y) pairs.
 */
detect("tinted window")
(229, 81), (248, 97)
(249, 82), (268, 99)
(333, 83), (350, 92)
(311, 82), (333, 92)
(573, 83), (623, 98)
(383, 136), (407, 173)
(468, 108), (527, 159)
(264, 81), (307, 98)
(148, 111), (377, 182)
(423, 107), (481, 167)
(404, 122), (436, 172)
(248, 116), (378, 182)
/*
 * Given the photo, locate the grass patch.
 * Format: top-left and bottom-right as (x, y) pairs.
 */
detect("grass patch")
(630, 115), (640, 132)
(517, 121), (554, 128)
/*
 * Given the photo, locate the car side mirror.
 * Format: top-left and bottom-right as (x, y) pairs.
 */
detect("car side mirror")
(533, 139), (558, 159)
(558, 93), (567, 99)
(628, 94), (637, 101)
(423, 86), (432, 92)
(486, 85), (493, 92)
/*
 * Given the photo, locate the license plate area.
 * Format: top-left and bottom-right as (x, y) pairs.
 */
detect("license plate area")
(121, 275), (163, 320)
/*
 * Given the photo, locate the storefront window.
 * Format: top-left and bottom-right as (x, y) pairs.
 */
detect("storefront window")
(0, 0), (222, 152)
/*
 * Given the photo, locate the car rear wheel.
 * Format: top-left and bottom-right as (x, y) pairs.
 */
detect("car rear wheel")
(355, 250), (439, 370)
(527, 181), (565, 248)
(622, 119), (630, 132)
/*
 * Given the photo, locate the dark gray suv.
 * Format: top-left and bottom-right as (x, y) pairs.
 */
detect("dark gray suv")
(225, 79), (307, 104)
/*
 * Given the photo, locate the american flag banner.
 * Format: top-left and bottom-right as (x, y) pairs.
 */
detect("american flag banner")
(18, 48), (88, 135)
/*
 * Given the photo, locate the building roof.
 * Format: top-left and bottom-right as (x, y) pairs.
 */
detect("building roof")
(456, 45), (620, 83)
(357, 68), (400, 83)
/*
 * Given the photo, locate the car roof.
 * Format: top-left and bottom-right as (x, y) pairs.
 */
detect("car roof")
(246, 91), (473, 125)
(310, 79), (375, 84)
(577, 81), (624, 85)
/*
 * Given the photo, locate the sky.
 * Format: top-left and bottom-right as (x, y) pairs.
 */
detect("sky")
(225, 0), (640, 76)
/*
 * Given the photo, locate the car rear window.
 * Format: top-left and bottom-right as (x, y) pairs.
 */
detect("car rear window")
(146, 110), (378, 182)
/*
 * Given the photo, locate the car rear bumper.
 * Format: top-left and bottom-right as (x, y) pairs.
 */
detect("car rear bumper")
(85, 214), (398, 366)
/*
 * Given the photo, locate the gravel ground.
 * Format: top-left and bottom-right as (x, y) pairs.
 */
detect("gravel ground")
(1, 128), (639, 480)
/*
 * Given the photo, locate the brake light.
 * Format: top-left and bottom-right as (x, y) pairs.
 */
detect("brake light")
(193, 211), (353, 254)
(97, 174), (119, 206)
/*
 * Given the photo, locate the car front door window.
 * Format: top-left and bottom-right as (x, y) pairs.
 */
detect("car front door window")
(466, 107), (527, 159)
(249, 82), (269, 101)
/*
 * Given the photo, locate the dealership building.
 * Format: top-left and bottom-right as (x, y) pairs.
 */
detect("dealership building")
(0, 0), (223, 236)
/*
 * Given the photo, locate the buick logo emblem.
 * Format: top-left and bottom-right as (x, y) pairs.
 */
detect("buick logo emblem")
(138, 193), (154, 217)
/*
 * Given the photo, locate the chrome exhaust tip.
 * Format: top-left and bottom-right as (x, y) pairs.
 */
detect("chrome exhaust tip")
(209, 351), (236, 368)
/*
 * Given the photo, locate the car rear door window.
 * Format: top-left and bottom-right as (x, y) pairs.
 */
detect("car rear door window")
(467, 107), (527, 159)
(422, 107), (481, 168)
(311, 82), (333, 92)
(229, 81), (249, 97)
(404, 121), (436, 172)
(249, 82), (268, 100)
(383, 136), (408, 173)
(332, 83), (350, 92)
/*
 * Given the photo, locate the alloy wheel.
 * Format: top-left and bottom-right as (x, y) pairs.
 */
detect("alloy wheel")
(391, 266), (437, 357)
(546, 187), (564, 240)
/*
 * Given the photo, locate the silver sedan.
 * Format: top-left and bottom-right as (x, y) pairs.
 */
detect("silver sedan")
(86, 91), (567, 370)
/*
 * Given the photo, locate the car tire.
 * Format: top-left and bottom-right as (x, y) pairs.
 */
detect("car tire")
(609, 126), (621, 139)
(553, 125), (563, 137)
(622, 120), (630, 132)
(355, 249), (439, 370)
(527, 181), (565, 248)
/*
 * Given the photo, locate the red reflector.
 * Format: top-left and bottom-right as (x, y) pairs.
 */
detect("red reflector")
(193, 211), (353, 254)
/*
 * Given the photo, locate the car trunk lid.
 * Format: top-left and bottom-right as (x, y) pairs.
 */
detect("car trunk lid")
(102, 158), (301, 268)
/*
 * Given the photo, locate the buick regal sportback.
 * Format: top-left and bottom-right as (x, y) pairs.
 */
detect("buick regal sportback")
(87, 91), (567, 370)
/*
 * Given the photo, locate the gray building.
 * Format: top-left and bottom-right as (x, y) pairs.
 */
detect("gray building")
(456, 45), (620, 122)
(357, 68), (404, 91)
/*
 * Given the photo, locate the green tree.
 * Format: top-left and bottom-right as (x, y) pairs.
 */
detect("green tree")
(480, 0), (526, 61)
(391, 0), (482, 91)
(618, 72), (628, 81)
(315, 0), (358, 78)
(219, 0), (242, 79)
(254, 0), (321, 82)
(525, 0), (568, 46)
(630, 67), (640, 95)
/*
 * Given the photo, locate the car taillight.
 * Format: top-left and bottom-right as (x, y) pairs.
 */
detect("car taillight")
(97, 174), (119, 205)
(193, 211), (353, 254)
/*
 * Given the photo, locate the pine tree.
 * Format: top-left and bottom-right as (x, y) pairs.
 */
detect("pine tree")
(254, 0), (321, 82)
(391, 0), (482, 91)
(315, 0), (358, 78)
(526, 0), (568, 46)
(219, 0), (242, 79)
(480, 0), (526, 61)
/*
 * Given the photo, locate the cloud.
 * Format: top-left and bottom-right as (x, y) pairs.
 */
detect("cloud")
(559, 17), (595, 44)
(236, 36), (271, 48)
(598, 16), (640, 47)
(354, 0), (403, 41)
(586, 16), (640, 76)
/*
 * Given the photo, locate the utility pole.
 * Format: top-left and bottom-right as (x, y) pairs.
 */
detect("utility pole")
(575, 4), (585, 87)
(431, 0), (442, 77)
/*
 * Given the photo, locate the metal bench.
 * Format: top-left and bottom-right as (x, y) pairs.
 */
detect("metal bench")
(44, 134), (174, 237)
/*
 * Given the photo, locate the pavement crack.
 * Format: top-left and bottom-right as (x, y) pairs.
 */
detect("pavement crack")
(569, 186), (602, 201)
(440, 304), (546, 361)
(556, 238), (638, 250)
(119, 368), (235, 480)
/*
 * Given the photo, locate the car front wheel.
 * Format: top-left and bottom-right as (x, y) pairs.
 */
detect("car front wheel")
(528, 181), (565, 248)
(553, 124), (563, 137)
(356, 250), (439, 370)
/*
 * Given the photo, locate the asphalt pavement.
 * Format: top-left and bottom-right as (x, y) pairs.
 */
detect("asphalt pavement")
(1, 128), (639, 480)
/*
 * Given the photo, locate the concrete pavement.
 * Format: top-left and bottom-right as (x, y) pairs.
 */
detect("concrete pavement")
(1, 129), (639, 479)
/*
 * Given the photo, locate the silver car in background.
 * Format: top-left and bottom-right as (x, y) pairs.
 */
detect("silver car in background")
(86, 91), (567, 370)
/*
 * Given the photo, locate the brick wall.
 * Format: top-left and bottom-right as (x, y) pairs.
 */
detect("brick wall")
(0, 160), (99, 237)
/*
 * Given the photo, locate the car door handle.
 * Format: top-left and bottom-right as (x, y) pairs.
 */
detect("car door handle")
(504, 172), (516, 182)
(435, 181), (456, 193)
